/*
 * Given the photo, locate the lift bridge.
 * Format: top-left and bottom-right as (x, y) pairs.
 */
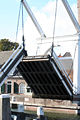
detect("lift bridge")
(0, 44), (73, 100)
(0, 0), (80, 101)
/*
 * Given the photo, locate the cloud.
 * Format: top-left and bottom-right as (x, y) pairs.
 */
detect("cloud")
(17, 0), (78, 57)
(16, 0), (20, 2)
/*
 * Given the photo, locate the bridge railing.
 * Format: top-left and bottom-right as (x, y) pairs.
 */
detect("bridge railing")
(0, 45), (24, 86)
(52, 51), (73, 89)
(0, 45), (22, 73)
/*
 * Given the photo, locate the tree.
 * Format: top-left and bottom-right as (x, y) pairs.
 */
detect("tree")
(0, 39), (19, 51)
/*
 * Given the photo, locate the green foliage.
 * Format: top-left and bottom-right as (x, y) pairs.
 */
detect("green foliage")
(0, 39), (19, 51)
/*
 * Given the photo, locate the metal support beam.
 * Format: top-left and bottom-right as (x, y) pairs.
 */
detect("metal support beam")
(61, 0), (80, 94)
(61, 0), (80, 32)
(21, 0), (46, 37)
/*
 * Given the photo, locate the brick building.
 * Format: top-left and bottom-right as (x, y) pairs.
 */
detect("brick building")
(0, 50), (32, 96)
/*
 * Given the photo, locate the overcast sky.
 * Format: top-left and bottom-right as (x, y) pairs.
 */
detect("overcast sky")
(0, 0), (78, 56)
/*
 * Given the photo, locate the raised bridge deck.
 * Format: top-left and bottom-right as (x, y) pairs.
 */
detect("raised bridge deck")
(17, 55), (73, 100)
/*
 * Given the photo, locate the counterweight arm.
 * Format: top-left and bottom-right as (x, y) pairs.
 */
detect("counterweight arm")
(21, 0), (46, 37)
(61, 0), (80, 32)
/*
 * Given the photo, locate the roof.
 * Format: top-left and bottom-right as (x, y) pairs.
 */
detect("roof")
(0, 51), (13, 66)
(59, 57), (72, 70)
(63, 52), (72, 57)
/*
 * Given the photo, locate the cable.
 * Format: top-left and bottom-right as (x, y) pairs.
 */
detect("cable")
(53, 0), (58, 44)
(22, 2), (24, 36)
(51, 0), (58, 56)
(15, 2), (22, 44)
(13, 2), (22, 50)
(22, 2), (25, 49)
(15, 1), (25, 50)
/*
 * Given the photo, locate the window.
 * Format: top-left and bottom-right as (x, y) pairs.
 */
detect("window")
(26, 86), (32, 93)
(14, 82), (19, 94)
(7, 81), (12, 93)
(1, 83), (5, 94)
(19, 83), (25, 94)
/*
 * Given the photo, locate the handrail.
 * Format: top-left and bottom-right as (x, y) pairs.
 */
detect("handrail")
(0, 45), (24, 86)
(0, 45), (22, 73)
(0, 47), (23, 75)
(52, 51), (73, 88)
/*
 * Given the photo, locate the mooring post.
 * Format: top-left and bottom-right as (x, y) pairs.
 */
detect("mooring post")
(36, 106), (47, 120)
(0, 94), (11, 120)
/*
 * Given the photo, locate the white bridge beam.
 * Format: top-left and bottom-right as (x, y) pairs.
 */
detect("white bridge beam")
(61, 0), (80, 32)
(61, 0), (80, 94)
(22, 0), (80, 95)
(21, 0), (46, 38)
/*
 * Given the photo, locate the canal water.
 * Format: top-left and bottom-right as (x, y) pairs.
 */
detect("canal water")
(25, 110), (80, 120)
(44, 112), (80, 120)
(12, 109), (80, 120)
